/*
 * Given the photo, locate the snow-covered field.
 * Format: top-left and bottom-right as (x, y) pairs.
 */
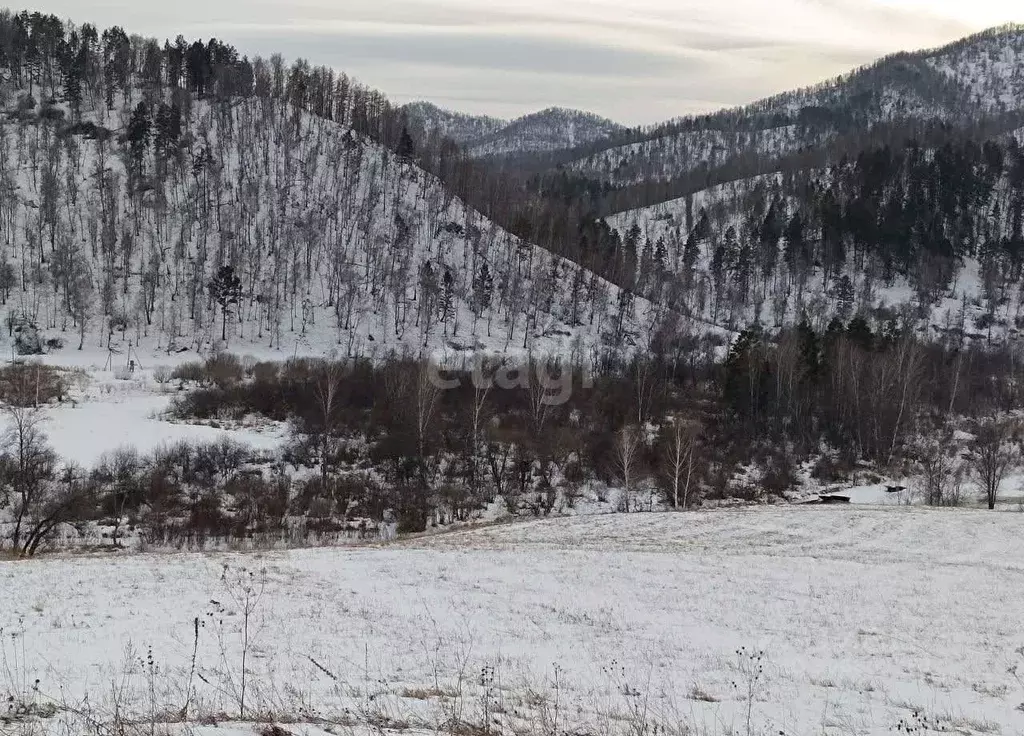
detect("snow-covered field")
(3, 507), (1023, 736)
(0, 348), (289, 467)
(38, 391), (284, 466)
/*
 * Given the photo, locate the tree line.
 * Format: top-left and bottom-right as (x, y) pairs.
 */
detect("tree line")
(5, 314), (1024, 556)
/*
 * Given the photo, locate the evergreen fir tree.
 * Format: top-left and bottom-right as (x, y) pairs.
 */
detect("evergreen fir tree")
(654, 237), (667, 274)
(836, 275), (855, 319)
(125, 101), (151, 180)
(723, 326), (764, 419)
(209, 265), (242, 342)
(438, 268), (456, 330)
(397, 126), (415, 163)
(683, 231), (700, 276)
(797, 319), (821, 384)
(418, 260), (438, 326)
(473, 262), (493, 315)
(154, 103), (182, 160)
(847, 315), (874, 350)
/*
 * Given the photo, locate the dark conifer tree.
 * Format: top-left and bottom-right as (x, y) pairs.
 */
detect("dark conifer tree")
(397, 126), (415, 163)
(209, 265), (242, 342)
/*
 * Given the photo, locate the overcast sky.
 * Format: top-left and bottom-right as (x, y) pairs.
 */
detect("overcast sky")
(24, 0), (1024, 124)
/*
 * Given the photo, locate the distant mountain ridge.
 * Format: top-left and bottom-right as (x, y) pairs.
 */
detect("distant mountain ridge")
(403, 25), (1024, 219)
(565, 24), (1024, 193)
(403, 102), (624, 160)
(401, 101), (508, 146)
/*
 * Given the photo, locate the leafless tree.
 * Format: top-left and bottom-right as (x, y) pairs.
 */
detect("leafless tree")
(415, 361), (441, 476)
(312, 360), (346, 496)
(969, 417), (1019, 510)
(19, 463), (94, 557)
(915, 429), (967, 507)
(68, 260), (94, 350)
(468, 365), (492, 500)
(614, 424), (643, 513)
(383, 359), (442, 492)
(662, 418), (699, 509)
(884, 334), (924, 465)
(633, 358), (662, 426)
(0, 405), (76, 555)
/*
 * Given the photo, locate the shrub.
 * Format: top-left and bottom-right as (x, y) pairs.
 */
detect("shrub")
(761, 451), (798, 495)
(62, 121), (113, 140)
(397, 505), (429, 534)
(152, 365), (173, 384)
(205, 353), (244, 389)
(0, 362), (66, 405)
(292, 474), (371, 519)
(224, 472), (289, 530)
(39, 103), (65, 122)
(171, 361), (205, 384)
(251, 361), (279, 383)
(975, 313), (996, 331)
(192, 438), (254, 485)
(12, 320), (43, 355)
(810, 453), (853, 483)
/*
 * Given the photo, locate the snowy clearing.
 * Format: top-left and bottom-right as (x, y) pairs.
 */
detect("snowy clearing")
(2, 506), (1023, 736)
(0, 355), (288, 467)
(36, 391), (285, 467)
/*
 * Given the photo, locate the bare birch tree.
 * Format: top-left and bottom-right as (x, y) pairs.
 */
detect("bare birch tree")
(614, 424), (643, 513)
(662, 418), (699, 509)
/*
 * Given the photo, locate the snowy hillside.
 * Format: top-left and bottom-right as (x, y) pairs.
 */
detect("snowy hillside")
(571, 124), (835, 186)
(0, 92), (652, 363)
(926, 28), (1024, 112)
(607, 124), (1024, 337)
(756, 26), (1024, 122)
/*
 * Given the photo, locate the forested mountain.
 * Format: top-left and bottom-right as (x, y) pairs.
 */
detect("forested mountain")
(405, 102), (624, 162)
(400, 101), (507, 146)
(563, 25), (1024, 346)
(562, 25), (1024, 203)
(609, 129), (1024, 340)
(0, 10), (655, 361)
(466, 107), (624, 159)
(2, 6), (1024, 371)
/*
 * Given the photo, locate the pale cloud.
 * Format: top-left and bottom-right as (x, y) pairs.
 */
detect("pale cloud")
(23, 0), (1024, 123)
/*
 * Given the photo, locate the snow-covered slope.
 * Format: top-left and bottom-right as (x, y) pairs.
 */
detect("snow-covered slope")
(0, 93), (652, 362)
(571, 124), (834, 186)
(566, 25), (1024, 187)
(607, 124), (1024, 337)
(750, 24), (1024, 123)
